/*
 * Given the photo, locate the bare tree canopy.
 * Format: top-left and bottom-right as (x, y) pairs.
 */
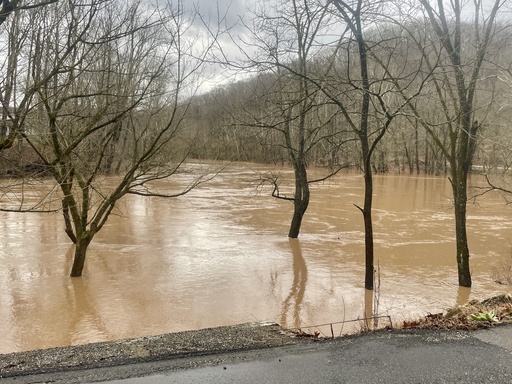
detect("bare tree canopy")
(1, 0), (221, 276)
(0, 0), (58, 25)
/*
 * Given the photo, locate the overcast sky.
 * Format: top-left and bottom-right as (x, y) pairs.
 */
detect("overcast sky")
(194, 0), (247, 26)
(171, 0), (512, 93)
(187, 0), (255, 92)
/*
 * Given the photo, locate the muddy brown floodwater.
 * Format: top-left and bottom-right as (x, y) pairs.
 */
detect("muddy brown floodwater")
(1, 163), (511, 354)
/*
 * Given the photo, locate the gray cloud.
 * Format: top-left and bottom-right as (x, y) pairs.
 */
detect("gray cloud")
(188, 0), (247, 29)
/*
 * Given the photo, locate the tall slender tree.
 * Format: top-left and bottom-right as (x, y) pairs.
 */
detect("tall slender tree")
(323, 0), (425, 289)
(406, 0), (506, 287)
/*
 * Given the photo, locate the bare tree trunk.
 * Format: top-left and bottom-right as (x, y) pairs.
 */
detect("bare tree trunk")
(104, 122), (122, 174)
(404, 140), (413, 174)
(361, 141), (374, 290)
(288, 161), (310, 238)
(424, 137), (429, 174)
(452, 175), (471, 287)
(70, 235), (93, 277)
(415, 120), (420, 175)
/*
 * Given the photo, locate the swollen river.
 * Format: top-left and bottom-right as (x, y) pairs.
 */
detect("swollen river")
(0, 163), (511, 354)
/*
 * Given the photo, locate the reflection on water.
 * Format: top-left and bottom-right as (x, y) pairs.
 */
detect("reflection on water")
(364, 288), (374, 329)
(0, 165), (511, 354)
(457, 286), (472, 306)
(280, 239), (308, 329)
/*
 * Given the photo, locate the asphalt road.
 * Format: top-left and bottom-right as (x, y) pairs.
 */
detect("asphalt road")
(7, 325), (512, 384)
(107, 326), (512, 384)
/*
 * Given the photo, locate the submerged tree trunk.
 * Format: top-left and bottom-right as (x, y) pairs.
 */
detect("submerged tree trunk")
(70, 234), (93, 277)
(288, 161), (310, 238)
(451, 171), (471, 287)
(361, 139), (374, 290)
(362, 179), (374, 290)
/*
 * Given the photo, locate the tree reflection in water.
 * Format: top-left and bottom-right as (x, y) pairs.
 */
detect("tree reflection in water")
(281, 239), (308, 329)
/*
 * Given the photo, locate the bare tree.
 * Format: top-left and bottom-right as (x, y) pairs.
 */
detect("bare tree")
(403, 0), (507, 287)
(0, 0), (58, 26)
(229, 0), (424, 287)
(317, 0), (426, 289)
(0, 1), (66, 151)
(472, 32), (512, 201)
(0, 0), (91, 210)
(6, 0), (217, 277)
(238, 0), (349, 238)
(0, 1), (62, 150)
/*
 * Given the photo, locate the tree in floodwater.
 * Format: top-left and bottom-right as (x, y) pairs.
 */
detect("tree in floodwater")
(11, 0), (217, 276)
(238, 0), (424, 285)
(318, 0), (426, 289)
(238, 0), (349, 238)
(403, 0), (507, 287)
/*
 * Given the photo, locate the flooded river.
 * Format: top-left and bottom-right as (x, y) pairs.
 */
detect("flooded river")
(0, 163), (511, 354)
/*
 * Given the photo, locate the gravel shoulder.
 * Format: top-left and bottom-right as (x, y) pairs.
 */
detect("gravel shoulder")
(2, 322), (512, 383)
(0, 322), (308, 379)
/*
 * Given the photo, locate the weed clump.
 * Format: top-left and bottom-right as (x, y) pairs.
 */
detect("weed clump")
(401, 294), (512, 331)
